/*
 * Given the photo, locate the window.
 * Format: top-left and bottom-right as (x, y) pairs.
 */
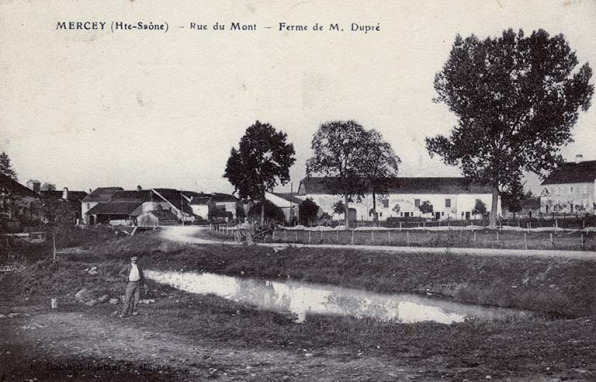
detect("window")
(414, 199), (420, 207)
(404, 212), (410, 217)
(379, 212), (383, 217)
(382, 199), (389, 208)
(445, 198), (451, 208)
(570, 186), (574, 193)
(441, 212), (444, 216)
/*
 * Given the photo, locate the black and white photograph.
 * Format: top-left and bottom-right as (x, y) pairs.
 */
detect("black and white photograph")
(1, 0), (596, 380)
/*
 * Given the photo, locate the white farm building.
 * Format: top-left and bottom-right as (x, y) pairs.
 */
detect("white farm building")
(296, 177), (501, 222)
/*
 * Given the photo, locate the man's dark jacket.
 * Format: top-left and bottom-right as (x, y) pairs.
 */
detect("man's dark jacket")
(119, 263), (146, 285)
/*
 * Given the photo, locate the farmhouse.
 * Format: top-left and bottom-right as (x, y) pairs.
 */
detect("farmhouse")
(540, 155), (596, 215)
(297, 177), (500, 222)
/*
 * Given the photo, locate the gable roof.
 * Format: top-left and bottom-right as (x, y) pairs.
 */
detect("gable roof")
(299, 177), (493, 195)
(87, 201), (143, 215)
(211, 193), (238, 203)
(110, 190), (154, 202)
(0, 174), (39, 198)
(83, 187), (124, 203)
(152, 188), (197, 215)
(541, 160), (596, 185)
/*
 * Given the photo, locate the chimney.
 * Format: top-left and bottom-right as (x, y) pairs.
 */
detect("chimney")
(575, 154), (584, 164)
(62, 187), (68, 200)
(137, 185), (143, 191)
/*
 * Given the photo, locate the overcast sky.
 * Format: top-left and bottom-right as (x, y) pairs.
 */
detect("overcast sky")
(1, 0), (595, 195)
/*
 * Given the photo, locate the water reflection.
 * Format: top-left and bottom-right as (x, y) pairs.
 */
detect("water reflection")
(145, 270), (531, 324)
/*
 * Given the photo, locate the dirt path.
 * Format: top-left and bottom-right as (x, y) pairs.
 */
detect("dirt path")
(160, 226), (596, 260)
(1, 304), (425, 381)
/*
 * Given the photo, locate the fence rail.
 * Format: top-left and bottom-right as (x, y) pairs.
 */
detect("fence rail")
(209, 224), (595, 252)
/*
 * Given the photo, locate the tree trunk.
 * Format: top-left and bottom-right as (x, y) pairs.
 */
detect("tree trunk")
(372, 190), (378, 224)
(489, 184), (499, 229)
(52, 230), (57, 261)
(344, 194), (350, 229)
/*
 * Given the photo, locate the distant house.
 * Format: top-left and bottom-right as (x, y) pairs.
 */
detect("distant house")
(297, 177), (501, 222)
(265, 192), (302, 223)
(540, 155), (596, 215)
(82, 187), (227, 226)
(0, 174), (40, 225)
(189, 196), (216, 220)
(81, 187), (124, 224)
(210, 193), (239, 219)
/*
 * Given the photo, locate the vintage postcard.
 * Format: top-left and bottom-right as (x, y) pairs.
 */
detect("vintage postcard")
(1, 0), (595, 381)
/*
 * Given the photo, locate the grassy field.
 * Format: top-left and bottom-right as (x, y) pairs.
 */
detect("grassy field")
(2, 229), (596, 381)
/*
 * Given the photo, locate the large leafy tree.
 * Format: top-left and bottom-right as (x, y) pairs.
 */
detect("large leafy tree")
(299, 198), (319, 226)
(306, 120), (368, 228)
(0, 152), (17, 181)
(359, 129), (401, 223)
(426, 29), (593, 228)
(224, 121), (296, 225)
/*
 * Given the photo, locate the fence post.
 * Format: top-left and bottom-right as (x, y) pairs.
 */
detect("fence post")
(321, 230), (323, 243)
(284, 230), (287, 241)
(272, 230), (275, 241)
(473, 231), (477, 243)
(371, 230), (374, 243)
(406, 231), (410, 246)
(295, 230), (298, 243)
(308, 231), (311, 244)
(550, 232), (554, 246)
(496, 231), (499, 242)
(388, 230), (391, 244)
(524, 232), (528, 250)
(351, 230), (355, 245)
(399, 222), (402, 231)
(581, 233), (585, 250)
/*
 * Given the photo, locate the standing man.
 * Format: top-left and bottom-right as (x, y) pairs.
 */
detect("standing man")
(118, 256), (147, 318)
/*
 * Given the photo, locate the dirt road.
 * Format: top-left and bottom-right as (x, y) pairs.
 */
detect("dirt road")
(160, 226), (596, 260)
(1, 295), (424, 381)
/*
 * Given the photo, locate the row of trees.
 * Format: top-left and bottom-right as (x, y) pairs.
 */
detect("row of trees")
(225, 29), (593, 230)
(224, 120), (401, 228)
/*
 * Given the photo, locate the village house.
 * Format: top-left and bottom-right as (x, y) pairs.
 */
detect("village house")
(188, 193), (240, 222)
(0, 174), (41, 228)
(540, 155), (596, 215)
(265, 192), (302, 223)
(297, 177), (500, 222)
(82, 186), (238, 225)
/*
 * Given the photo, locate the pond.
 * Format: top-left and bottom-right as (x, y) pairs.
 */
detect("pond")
(145, 270), (533, 324)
